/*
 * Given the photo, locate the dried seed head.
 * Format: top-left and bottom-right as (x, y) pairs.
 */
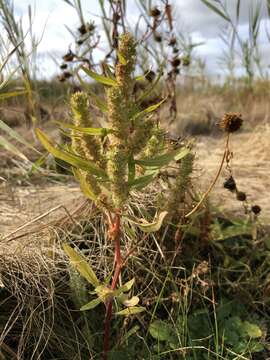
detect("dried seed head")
(171, 57), (181, 68)
(236, 191), (247, 201)
(223, 176), (237, 192)
(76, 39), (84, 46)
(144, 70), (156, 82)
(63, 71), (72, 79)
(58, 74), (66, 82)
(150, 6), (161, 17)
(87, 23), (95, 32)
(219, 113), (243, 133)
(62, 50), (75, 62)
(251, 205), (261, 215)
(154, 33), (162, 42)
(169, 37), (177, 46)
(60, 63), (68, 70)
(78, 24), (87, 35)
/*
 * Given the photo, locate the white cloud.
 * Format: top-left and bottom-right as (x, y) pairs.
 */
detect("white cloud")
(6, 0), (270, 78)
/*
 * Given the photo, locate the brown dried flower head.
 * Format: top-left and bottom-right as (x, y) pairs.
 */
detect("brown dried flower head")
(150, 6), (161, 17)
(223, 176), (237, 192)
(236, 191), (246, 202)
(251, 205), (261, 215)
(219, 113), (243, 133)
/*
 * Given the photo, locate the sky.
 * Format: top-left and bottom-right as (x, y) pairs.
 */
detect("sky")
(7, 0), (270, 79)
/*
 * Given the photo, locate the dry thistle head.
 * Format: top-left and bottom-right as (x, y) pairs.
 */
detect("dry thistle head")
(62, 50), (75, 62)
(150, 6), (161, 17)
(236, 191), (247, 202)
(219, 113), (243, 133)
(171, 57), (181, 68)
(251, 205), (261, 215)
(154, 33), (162, 42)
(223, 176), (237, 192)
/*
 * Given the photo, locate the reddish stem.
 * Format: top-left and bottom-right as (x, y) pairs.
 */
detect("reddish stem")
(103, 212), (122, 360)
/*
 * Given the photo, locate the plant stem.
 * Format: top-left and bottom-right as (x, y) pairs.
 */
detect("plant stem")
(103, 212), (122, 360)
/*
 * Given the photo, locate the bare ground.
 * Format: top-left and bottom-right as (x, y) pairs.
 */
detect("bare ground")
(195, 124), (270, 223)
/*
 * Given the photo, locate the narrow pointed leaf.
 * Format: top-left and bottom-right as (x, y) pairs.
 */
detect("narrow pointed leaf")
(80, 298), (102, 311)
(135, 147), (189, 169)
(114, 278), (135, 297)
(116, 306), (145, 316)
(122, 296), (140, 307)
(133, 98), (166, 120)
(55, 122), (111, 136)
(73, 169), (98, 201)
(36, 129), (107, 178)
(0, 135), (28, 161)
(81, 66), (117, 86)
(126, 211), (168, 233)
(0, 120), (40, 153)
(63, 244), (100, 287)
(201, 0), (230, 21)
(128, 170), (159, 190)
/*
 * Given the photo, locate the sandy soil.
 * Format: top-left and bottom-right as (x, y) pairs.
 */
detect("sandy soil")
(195, 124), (270, 223)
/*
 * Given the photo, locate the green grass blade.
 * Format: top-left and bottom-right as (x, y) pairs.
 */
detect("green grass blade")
(0, 120), (40, 153)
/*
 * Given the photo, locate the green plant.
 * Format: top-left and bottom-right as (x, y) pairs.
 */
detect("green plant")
(36, 32), (190, 359)
(0, 0), (41, 125)
(201, 0), (263, 88)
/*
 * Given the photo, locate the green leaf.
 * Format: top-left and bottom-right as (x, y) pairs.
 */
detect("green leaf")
(0, 120), (40, 153)
(114, 278), (135, 296)
(63, 244), (100, 287)
(135, 147), (190, 169)
(73, 169), (98, 201)
(242, 321), (262, 339)
(122, 296), (140, 307)
(201, 0), (230, 21)
(126, 211), (168, 233)
(0, 135), (28, 161)
(128, 170), (159, 190)
(36, 129), (107, 178)
(81, 66), (117, 86)
(115, 306), (145, 316)
(55, 122), (111, 136)
(149, 320), (174, 342)
(133, 98), (166, 120)
(80, 298), (102, 311)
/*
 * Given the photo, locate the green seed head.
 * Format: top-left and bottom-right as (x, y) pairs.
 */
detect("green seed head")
(70, 92), (92, 127)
